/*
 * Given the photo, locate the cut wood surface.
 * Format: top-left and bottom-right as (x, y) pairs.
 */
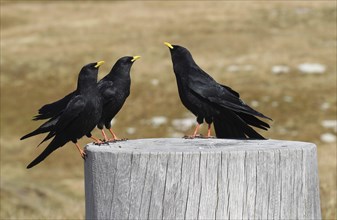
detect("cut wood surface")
(84, 138), (321, 220)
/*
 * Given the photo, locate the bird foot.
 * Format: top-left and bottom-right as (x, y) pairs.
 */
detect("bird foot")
(80, 149), (87, 159)
(94, 138), (128, 145)
(183, 134), (216, 139)
(93, 140), (105, 146)
(93, 138), (128, 145)
(183, 134), (202, 139)
(107, 138), (128, 143)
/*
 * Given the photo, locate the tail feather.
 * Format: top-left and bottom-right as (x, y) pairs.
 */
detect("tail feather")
(27, 136), (66, 169)
(213, 117), (246, 139)
(237, 103), (272, 121)
(213, 110), (266, 139)
(37, 131), (56, 147)
(236, 112), (270, 130)
(226, 100), (272, 121)
(20, 116), (59, 140)
(20, 128), (47, 140)
(33, 113), (56, 121)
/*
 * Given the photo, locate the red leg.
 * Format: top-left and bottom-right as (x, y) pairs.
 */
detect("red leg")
(192, 124), (200, 137)
(75, 143), (86, 159)
(109, 128), (119, 141)
(90, 136), (102, 144)
(101, 130), (108, 142)
(207, 123), (212, 137)
(184, 124), (201, 139)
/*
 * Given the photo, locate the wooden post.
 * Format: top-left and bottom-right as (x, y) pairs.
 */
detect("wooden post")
(84, 138), (321, 220)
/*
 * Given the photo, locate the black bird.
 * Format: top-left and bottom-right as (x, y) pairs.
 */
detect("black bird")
(24, 61), (104, 168)
(21, 56), (140, 142)
(96, 56), (140, 141)
(21, 80), (101, 143)
(164, 42), (272, 139)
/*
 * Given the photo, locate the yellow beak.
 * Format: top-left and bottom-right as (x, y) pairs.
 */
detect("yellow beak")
(164, 42), (173, 49)
(131, 56), (141, 62)
(95, 61), (105, 68)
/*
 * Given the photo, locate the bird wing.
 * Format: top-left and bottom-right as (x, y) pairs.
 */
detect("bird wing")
(219, 84), (240, 98)
(51, 95), (86, 133)
(37, 95), (86, 145)
(187, 70), (271, 120)
(27, 95), (86, 168)
(98, 81), (117, 103)
(34, 91), (76, 120)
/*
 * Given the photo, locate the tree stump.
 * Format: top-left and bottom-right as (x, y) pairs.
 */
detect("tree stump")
(84, 138), (321, 220)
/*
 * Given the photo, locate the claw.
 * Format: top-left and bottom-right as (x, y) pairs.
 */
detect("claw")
(80, 150), (87, 159)
(91, 136), (103, 144)
(183, 134), (215, 139)
(112, 138), (128, 142)
(183, 134), (201, 139)
(75, 143), (87, 159)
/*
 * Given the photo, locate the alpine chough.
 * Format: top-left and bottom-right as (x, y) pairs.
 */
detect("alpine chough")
(97, 55), (140, 141)
(25, 61), (104, 168)
(164, 42), (272, 139)
(21, 56), (140, 142)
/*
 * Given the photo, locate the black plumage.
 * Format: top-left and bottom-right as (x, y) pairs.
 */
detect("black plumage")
(24, 61), (104, 168)
(96, 56), (140, 140)
(164, 42), (272, 139)
(21, 56), (140, 142)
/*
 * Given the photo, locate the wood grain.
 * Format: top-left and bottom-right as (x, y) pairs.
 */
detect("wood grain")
(84, 138), (321, 220)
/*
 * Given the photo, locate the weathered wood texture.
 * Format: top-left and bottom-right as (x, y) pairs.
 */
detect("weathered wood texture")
(84, 138), (321, 220)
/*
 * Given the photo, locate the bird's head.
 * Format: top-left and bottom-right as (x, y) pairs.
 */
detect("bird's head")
(81, 60), (104, 78)
(164, 42), (195, 66)
(116, 56), (141, 65)
(164, 42), (186, 53)
(80, 61), (104, 76)
(114, 55), (141, 70)
(77, 61), (104, 90)
(106, 56), (141, 79)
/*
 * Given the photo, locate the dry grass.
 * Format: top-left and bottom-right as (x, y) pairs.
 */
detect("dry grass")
(1, 1), (336, 219)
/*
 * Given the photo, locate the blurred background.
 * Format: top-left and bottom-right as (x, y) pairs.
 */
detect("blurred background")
(1, 1), (336, 219)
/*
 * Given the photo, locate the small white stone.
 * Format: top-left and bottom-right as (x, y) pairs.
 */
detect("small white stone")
(150, 116), (168, 127)
(321, 120), (337, 132)
(151, 79), (159, 86)
(251, 100), (259, 107)
(320, 102), (330, 111)
(126, 127), (136, 135)
(298, 63), (326, 74)
(172, 118), (196, 131)
(283, 96), (293, 103)
(271, 101), (279, 107)
(271, 65), (290, 75)
(320, 133), (336, 143)
(226, 65), (240, 72)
